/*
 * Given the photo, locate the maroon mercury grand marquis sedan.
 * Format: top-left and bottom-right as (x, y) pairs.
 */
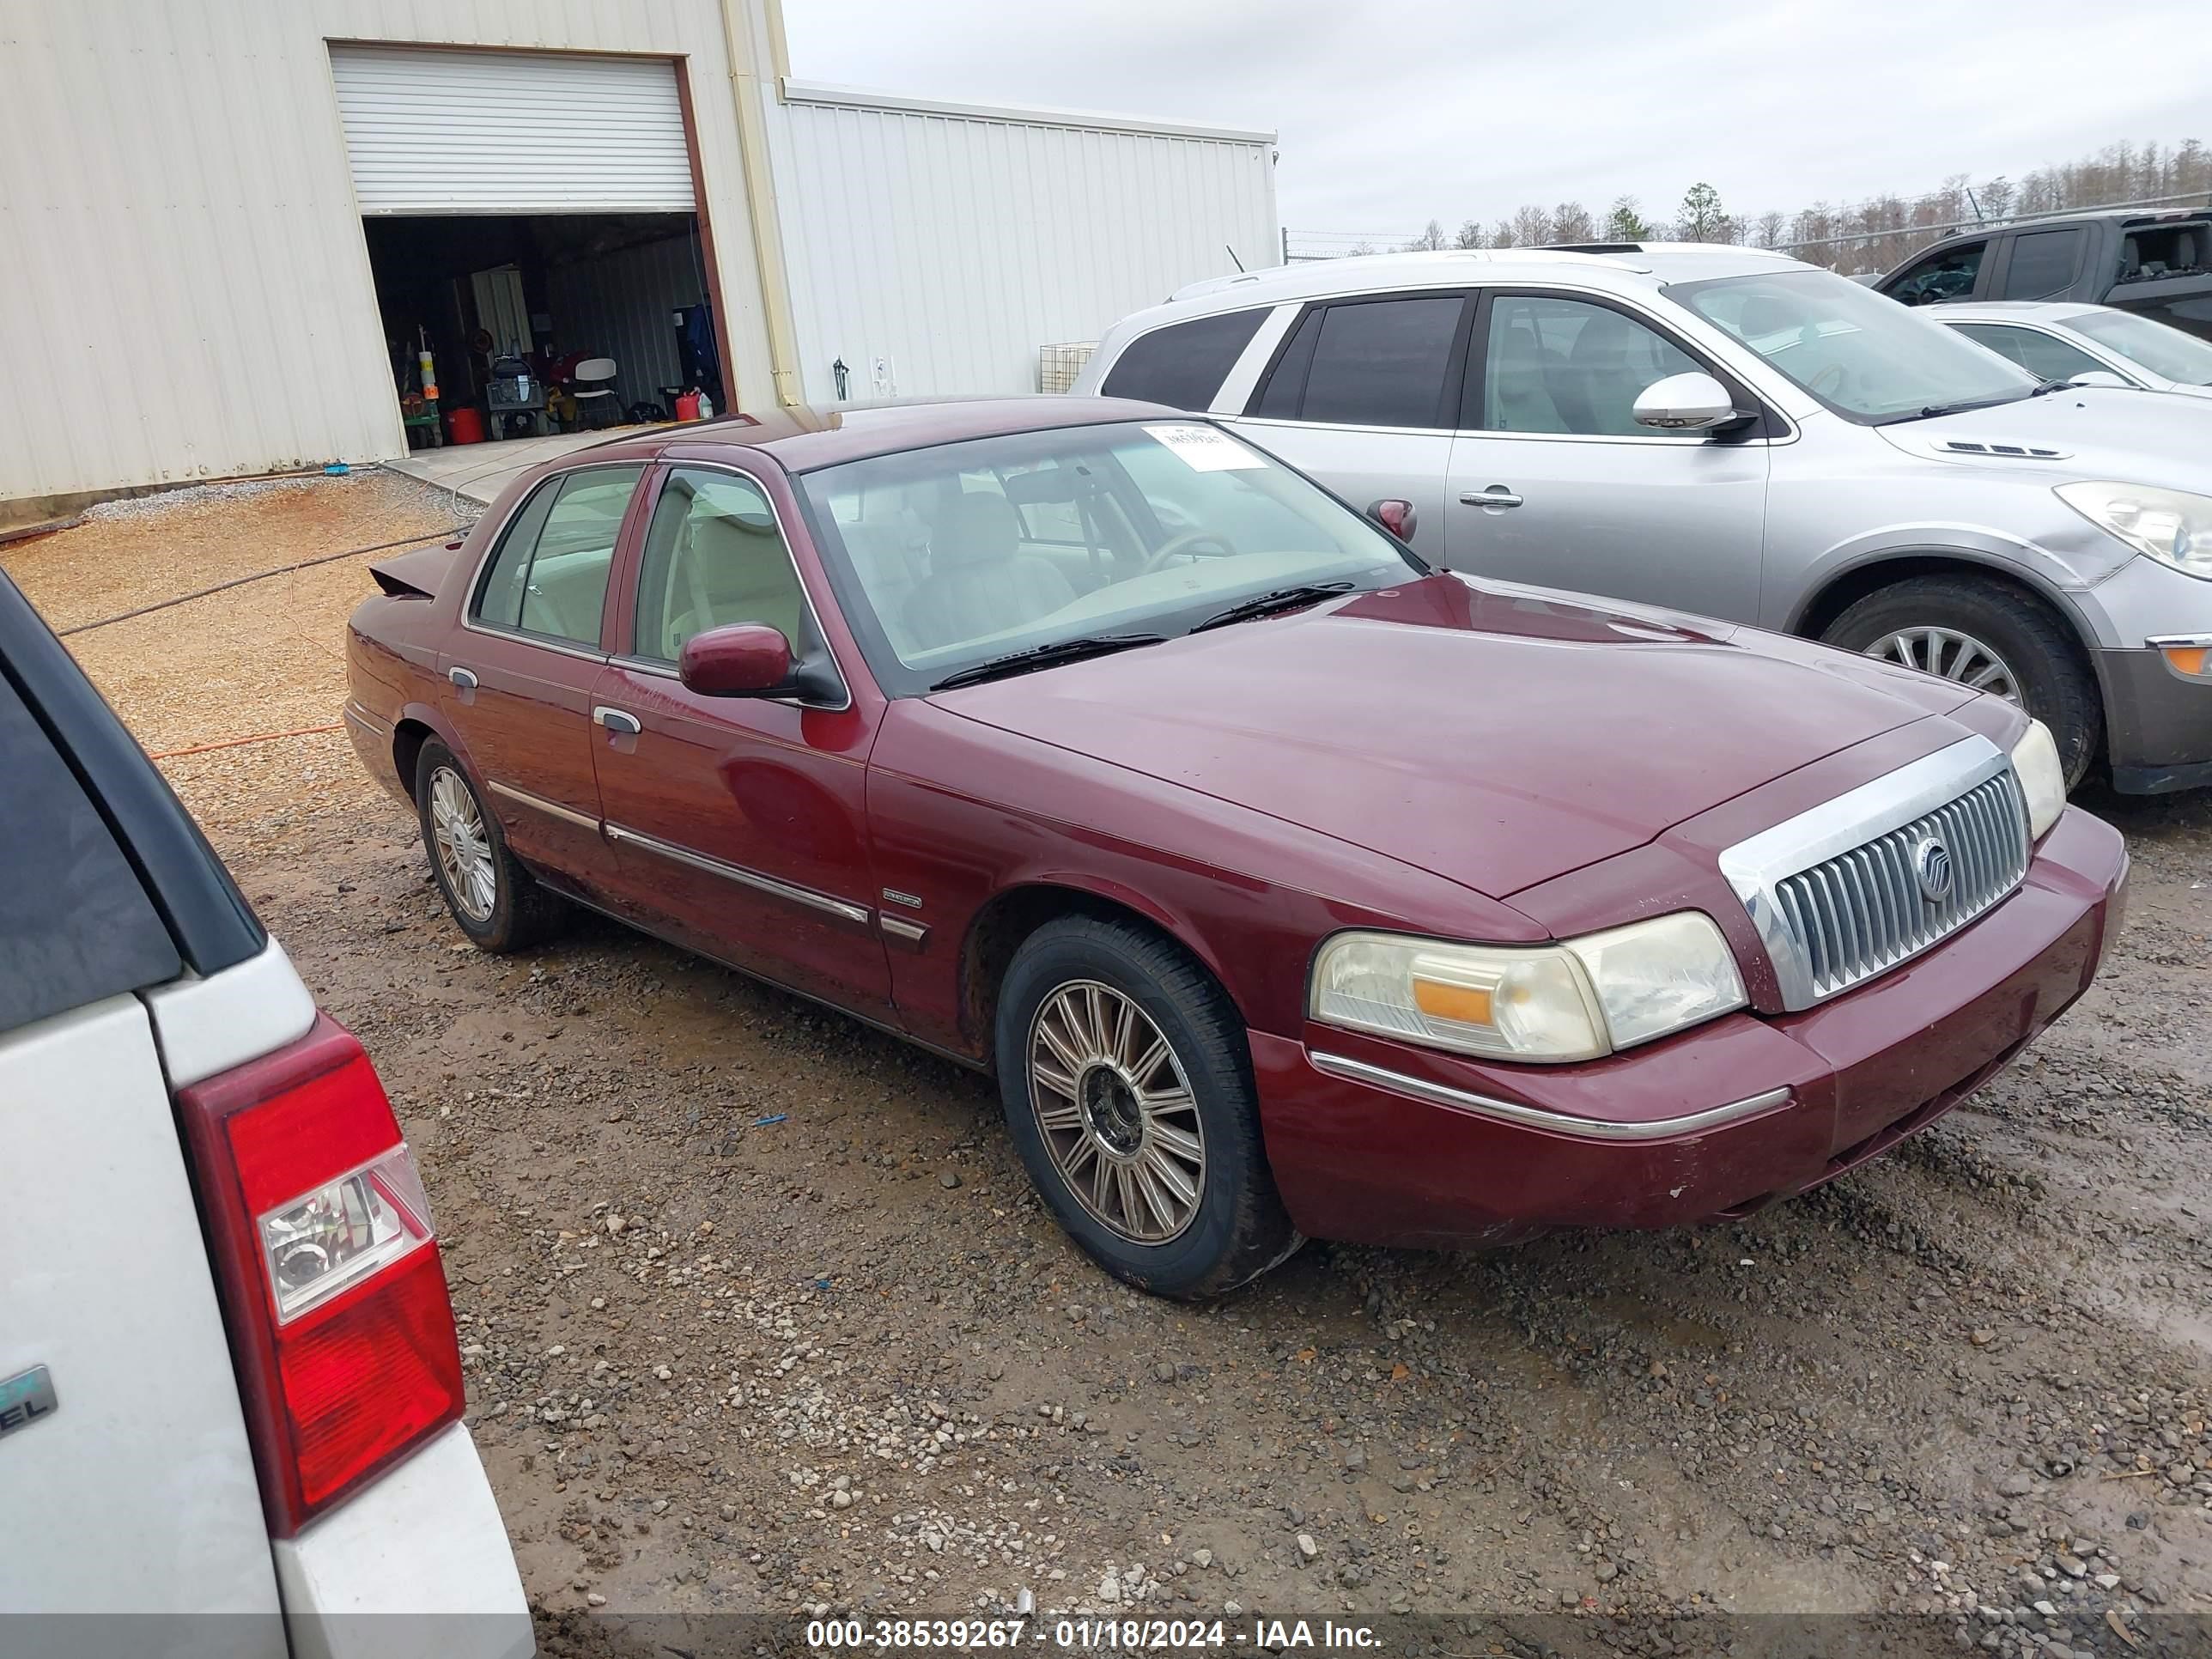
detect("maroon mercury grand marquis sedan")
(345, 397), (2128, 1296)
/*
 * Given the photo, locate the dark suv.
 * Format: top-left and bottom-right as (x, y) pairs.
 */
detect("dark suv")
(1876, 210), (2212, 340)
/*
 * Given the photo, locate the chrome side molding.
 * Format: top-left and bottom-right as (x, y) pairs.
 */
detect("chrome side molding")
(1309, 1050), (1792, 1141)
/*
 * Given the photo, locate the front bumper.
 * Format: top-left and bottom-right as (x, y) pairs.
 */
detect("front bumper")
(1252, 807), (2128, 1250)
(2097, 644), (2212, 793)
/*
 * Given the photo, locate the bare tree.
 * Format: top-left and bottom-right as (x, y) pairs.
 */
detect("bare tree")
(1753, 210), (1785, 249)
(1405, 219), (1449, 252)
(1454, 219), (1483, 250)
(1551, 200), (1595, 242)
(1488, 220), (1515, 248)
(1511, 204), (1554, 247)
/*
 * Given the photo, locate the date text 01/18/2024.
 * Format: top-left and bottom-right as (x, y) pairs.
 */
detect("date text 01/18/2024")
(803, 1620), (1382, 1650)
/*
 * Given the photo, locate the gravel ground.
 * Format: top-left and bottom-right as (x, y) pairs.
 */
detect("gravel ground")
(11, 484), (2211, 1658)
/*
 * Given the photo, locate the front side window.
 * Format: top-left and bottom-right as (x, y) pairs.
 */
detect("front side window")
(1673, 269), (2035, 423)
(2067, 306), (2212, 384)
(1950, 323), (2107, 383)
(472, 465), (642, 647)
(1255, 295), (1466, 428)
(633, 468), (807, 661)
(1887, 239), (1985, 306)
(1479, 295), (1702, 435)
(796, 420), (1419, 694)
(1099, 309), (1268, 410)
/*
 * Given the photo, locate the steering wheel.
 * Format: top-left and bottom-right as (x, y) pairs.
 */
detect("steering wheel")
(1139, 529), (1238, 576)
(1807, 362), (1847, 398)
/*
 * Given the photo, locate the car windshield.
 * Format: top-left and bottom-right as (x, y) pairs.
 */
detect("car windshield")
(2065, 307), (2212, 385)
(1668, 268), (2039, 422)
(793, 420), (1419, 694)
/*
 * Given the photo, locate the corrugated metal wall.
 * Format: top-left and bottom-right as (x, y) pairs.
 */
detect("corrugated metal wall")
(545, 232), (708, 410)
(766, 82), (1279, 405)
(0, 0), (775, 502)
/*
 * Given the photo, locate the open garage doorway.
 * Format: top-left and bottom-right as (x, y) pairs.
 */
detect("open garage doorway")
(332, 45), (731, 453)
(362, 212), (726, 448)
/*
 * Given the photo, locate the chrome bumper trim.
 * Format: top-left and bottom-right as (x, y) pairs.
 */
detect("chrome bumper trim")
(342, 701), (392, 738)
(603, 822), (872, 925)
(1308, 1049), (1793, 1142)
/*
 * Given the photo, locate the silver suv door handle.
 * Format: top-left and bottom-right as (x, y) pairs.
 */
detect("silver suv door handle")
(593, 706), (641, 737)
(447, 665), (478, 690)
(1459, 489), (1524, 509)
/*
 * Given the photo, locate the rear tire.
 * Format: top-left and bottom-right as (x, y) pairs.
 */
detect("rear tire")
(414, 740), (569, 953)
(1821, 575), (2100, 787)
(995, 916), (1298, 1298)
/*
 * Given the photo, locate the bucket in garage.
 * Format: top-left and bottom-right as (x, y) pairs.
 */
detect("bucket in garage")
(444, 406), (485, 445)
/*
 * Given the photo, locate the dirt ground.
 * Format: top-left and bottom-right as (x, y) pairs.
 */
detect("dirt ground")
(10, 477), (2212, 1657)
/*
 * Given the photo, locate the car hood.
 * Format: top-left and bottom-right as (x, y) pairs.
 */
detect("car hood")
(927, 575), (1978, 899)
(1874, 384), (2212, 481)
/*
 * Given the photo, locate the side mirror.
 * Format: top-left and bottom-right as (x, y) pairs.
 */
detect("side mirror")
(1632, 372), (1743, 432)
(1366, 498), (1418, 541)
(678, 623), (793, 696)
(2067, 370), (2130, 389)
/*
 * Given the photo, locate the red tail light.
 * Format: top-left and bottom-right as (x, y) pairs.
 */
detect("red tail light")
(178, 1014), (465, 1535)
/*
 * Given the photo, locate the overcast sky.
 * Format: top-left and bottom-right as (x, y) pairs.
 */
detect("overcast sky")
(783, 0), (2211, 238)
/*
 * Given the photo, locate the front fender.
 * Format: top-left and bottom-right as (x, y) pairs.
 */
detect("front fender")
(1784, 529), (2122, 651)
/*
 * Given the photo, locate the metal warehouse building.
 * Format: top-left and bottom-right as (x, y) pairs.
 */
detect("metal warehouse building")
(0, 0), (1278, 506)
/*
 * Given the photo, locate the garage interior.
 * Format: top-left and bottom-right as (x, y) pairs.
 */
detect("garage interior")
(363, 211), (725, 447)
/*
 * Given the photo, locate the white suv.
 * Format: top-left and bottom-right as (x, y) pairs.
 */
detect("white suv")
(1076, 245), (2212, 794)
(0, 568), (531, 1658)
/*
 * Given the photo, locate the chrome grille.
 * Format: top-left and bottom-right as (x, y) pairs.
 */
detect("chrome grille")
(1771, 770), (2028, 1000)
(1717, 737), (2033, 1012)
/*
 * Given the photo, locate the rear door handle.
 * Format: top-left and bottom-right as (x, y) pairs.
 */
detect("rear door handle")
(593, 706), (641, 737)
(447, 665), (478, 690)
(1459, 488), (1524, 509)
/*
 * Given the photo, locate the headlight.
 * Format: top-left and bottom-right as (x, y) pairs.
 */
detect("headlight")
(1310, 912), (1747, 1063)
(2009, 718), (2065, 841)
(2056, 480), (2212, 578)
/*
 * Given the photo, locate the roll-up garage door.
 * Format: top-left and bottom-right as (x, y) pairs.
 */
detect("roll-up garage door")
(330, 46), (696, 215)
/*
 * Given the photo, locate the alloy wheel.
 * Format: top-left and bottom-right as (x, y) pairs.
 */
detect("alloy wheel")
(1026, 981), (1206, 1244)
(428, 766), (497, 922)
(1864, 626), (2021, 701)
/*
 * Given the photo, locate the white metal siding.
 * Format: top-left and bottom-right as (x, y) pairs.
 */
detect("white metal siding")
(331, 46), (695, 215)
(767, 82), (1279, 404)
(0, 0), (775, 502)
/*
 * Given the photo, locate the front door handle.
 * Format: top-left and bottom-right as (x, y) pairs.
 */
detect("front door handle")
(593, 706), (642, 737)
(1459, 488), (1524, 509)
(447, 665), (478, 690)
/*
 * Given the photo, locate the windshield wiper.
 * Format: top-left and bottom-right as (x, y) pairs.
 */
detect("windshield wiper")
(928, 633), (1166, 691)
(1190, 580), (1357, 633)
(1881, 392), (2033, 423)
(2030, 379), (2077, 396)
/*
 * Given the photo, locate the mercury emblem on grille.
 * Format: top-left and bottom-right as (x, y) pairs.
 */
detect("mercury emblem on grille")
(1912, 835), (1955, 904)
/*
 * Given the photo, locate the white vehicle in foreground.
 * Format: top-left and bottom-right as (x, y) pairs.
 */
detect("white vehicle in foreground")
(0, 567), (531, 1659)
(1932, 300), (2212, 399)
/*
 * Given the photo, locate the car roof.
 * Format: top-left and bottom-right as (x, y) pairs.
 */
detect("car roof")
(1925, 300), (2106, 325)
(569, 395), (1184, 474)
(1115, 243), (1812, 330)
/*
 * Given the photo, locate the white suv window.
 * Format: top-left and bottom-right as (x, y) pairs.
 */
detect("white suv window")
(1480, 295), (1700, 435)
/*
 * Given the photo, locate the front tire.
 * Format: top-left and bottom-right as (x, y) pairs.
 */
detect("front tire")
(414, 740), (569, 953)
(1821, 575), (2101, 787)
(995, 916), (1298, 1298)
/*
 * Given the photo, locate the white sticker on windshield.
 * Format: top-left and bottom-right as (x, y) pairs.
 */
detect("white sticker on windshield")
(1143, 423), (1269, 471)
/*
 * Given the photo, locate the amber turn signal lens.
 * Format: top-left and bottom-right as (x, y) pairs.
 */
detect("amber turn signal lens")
(1412, 978), (1494, 1027)
(2160, 644), (2209, 678)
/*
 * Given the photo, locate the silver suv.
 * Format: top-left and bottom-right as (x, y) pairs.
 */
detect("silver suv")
(1074, 245), (2212, 793)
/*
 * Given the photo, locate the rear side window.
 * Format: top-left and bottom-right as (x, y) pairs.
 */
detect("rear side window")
(1951, 323), (2105, 382)
(1999, 229), (2086, 301)
(1254, 295), (1468, 428)
(472, 465), (644, 647)
(1100, 309), (1268, 410)
(0, 672), (180, 1036)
